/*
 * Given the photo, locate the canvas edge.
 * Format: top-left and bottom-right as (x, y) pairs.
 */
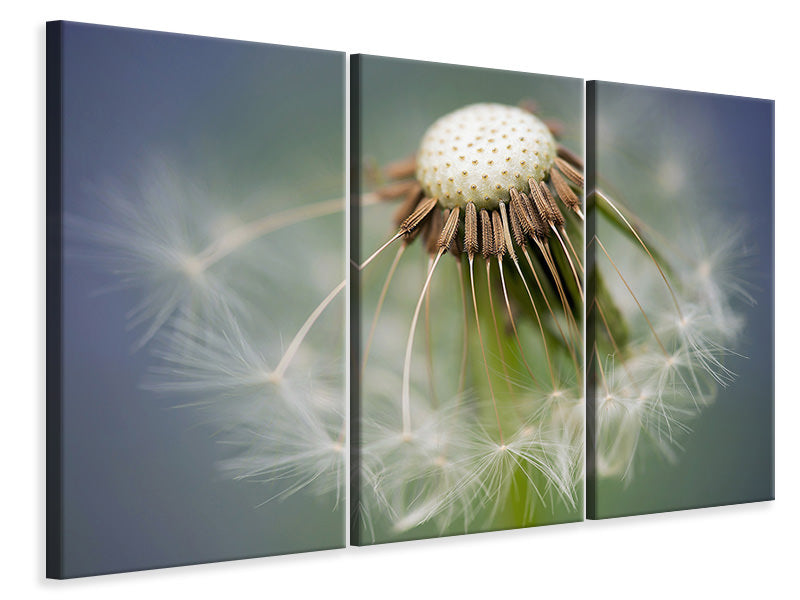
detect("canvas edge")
(45, 19), (65, 579)
(583, 80), (776, 519)
(585, 80), (599, 520)
(348, 53), (365, 546)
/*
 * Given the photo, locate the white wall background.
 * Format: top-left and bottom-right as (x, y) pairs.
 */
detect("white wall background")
(5, 1), (796, 597)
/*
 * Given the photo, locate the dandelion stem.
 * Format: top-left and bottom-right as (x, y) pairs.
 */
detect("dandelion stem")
(469, 257), (504, 446)
(538, 239), (581, 344)
(195, 194), (379, 271)
(496, 257), (543, 388)
(359, 231), (404, 270)
(424, 256), (439, 407)
(560, 227), (584, 274)
(401, 251), (444, 438)
(500, 202), (557, 387)
(596, 190), (682, 319)
(591, 298), (637, 391)
(593, 342), (611, 400)
(594, 236), (669, 357)
(361, 244), (405, 372)
(551, 224), (584, 302)
(486, 260), (514, 394)
(456, 260), (469, 397)
(520, 245), (580, 375)
(269, 279), (346, 383)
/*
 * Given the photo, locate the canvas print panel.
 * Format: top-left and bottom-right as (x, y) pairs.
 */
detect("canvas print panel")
(352, 56), (584, 544)
(586, 82), (774, 518)
(48, 22), (345, 577)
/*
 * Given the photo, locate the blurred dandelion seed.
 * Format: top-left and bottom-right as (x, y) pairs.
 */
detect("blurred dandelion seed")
(589, 173), (752, 479)
(68, 159), (357, 509)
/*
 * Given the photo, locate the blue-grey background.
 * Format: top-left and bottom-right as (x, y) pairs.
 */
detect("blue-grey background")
(60, 23), (344, 577)
(592, 83), (774, 517)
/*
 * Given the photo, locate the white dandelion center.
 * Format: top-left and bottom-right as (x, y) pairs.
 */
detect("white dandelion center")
(416, 103), (556, 210)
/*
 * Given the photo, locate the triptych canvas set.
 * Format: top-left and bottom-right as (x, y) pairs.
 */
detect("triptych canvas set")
(47, 21), (774, 578)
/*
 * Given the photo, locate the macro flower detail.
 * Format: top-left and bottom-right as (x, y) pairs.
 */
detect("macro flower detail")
(357, 102), (585, 539)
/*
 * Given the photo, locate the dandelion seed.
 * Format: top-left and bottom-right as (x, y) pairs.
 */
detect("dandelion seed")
(67, 160), (354, 348)
(68, 158), (351, 508)
(590, 184), (753, 477)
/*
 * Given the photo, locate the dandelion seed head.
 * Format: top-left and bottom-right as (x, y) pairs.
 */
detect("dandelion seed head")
(360, 95), (585, 537)
(416, 104), (555, 210)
